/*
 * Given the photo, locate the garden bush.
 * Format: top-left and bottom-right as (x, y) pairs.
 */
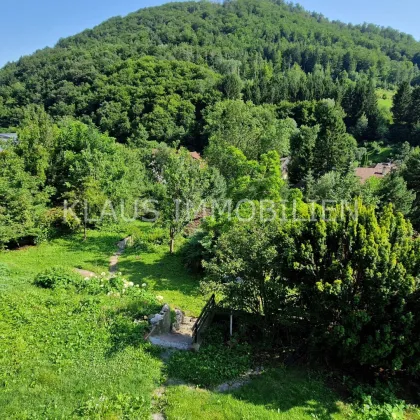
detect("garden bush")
(351, 383), (407, 420)
(34, 266), (81, 289)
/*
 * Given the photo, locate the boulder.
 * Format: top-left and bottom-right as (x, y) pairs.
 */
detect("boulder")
(150, 314), (164, 325)
(172, 309), (184, 331)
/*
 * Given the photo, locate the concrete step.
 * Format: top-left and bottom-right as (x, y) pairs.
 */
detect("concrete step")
(149, 331), (193, 350)
(149, 318), (197, 350)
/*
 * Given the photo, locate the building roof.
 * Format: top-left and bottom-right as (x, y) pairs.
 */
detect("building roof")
(189, 151), (201, 160)
(0, 133), (17, 140)
(355, 162), (397, 183)
(0, 133), (17, 152)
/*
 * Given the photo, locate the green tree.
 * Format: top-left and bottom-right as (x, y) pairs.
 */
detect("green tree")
(15, 105), (58, 182)
(153, 148), (209, 253)
(401, 147), (420, 227)
(0, 151), (51, 246)
(278, 202), (419, 370)
(204, 216), (285, 322)
(205, 143), (285, 203)
(288, 125), (319, 184)
(392, 81), (412, 125)
(313, 100), (357, 177)
(410, 86), (420, 125)
(377, 171), (415, 216)
(221, 74), (243, 99)
(204, 100), (295, 160)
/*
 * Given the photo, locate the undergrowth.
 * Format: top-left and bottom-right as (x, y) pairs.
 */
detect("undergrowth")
(166, 326), (252, 387)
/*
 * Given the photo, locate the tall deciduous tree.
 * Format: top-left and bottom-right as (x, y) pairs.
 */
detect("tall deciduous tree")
(204, 216), (285, 321)
(153, 148), (209, 253)
(15, 105), (58, 183)
(204, 99), (296, 160)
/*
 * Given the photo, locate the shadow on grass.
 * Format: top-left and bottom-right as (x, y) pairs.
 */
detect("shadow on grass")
(117, 247), (202, 298)
(230, 368), (344, 419)
(60, 231), (122, 255)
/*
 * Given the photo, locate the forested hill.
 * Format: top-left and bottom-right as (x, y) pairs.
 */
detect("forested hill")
(1, 0), (420, 147)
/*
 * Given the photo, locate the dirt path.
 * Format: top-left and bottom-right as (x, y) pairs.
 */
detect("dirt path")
(109, 236), (132, 273)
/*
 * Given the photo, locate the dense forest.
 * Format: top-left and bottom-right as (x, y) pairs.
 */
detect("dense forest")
(4, 1), (420, 416)
(1, 0), (420, 147)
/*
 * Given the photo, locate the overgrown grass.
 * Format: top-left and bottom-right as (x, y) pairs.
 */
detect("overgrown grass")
(0, 223), (206, 416)
(164, 368), (353, 419)
(0, 225), (171, 417)
(1, 223), (205, 316)
(0, 257), (163, 418)
(167, 326), (252, 387)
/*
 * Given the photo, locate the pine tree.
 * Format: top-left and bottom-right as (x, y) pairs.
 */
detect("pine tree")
(392, 81), (412, 125)
(313, 100), (357, 177)
(289, 125), (319, 184)
(410, 86), (420, 125)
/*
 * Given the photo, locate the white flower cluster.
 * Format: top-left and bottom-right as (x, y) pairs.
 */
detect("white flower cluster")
(81, 271), (146, 297)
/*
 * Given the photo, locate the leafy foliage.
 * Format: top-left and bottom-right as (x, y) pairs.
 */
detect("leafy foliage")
(1, 0), (420, 147)
(197, 200), (420, 372)
(34, 266), (81, 289)
(167, 327), (251, 387)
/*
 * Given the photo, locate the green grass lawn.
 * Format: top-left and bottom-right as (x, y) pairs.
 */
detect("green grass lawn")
(0, 229), (122, 287)
(0, 223), (205, 416)
(117, 222), (206, 316)
(377, 88), (395, 112)
(366, 145), (394, 164)
(0, 227), (164, 418)
(1, 224), (418, 419)
(0, 223), (204, 315)
(164, 368), (353, 419)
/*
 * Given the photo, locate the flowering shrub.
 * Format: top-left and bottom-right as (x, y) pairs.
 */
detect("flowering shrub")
(34, 268), (158, 303)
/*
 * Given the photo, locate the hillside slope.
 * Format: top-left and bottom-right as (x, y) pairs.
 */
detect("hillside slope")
(1, 0), (419, 145)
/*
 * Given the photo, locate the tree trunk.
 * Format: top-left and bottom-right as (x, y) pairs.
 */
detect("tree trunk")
(83, 223), (87, 241)
(169, 228), (175, 254)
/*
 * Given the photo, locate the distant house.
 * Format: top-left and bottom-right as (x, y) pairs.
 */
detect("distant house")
(0, 133), (18, 152)
(189, 151), (201, 161)
(151, 148), (202, 161)
(355, 162), (397, 184)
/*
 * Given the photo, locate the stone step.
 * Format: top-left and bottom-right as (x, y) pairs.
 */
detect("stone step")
(149, 331), (193, 350)
(149, 318), (197, 350)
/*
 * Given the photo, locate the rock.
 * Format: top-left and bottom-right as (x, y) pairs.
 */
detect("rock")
(150, 314), (164, 325)
(162, 304), (170, 313)
(172, 309), (184, 332)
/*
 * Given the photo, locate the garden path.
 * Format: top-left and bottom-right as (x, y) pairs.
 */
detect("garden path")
(109, 236), (132, 273)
